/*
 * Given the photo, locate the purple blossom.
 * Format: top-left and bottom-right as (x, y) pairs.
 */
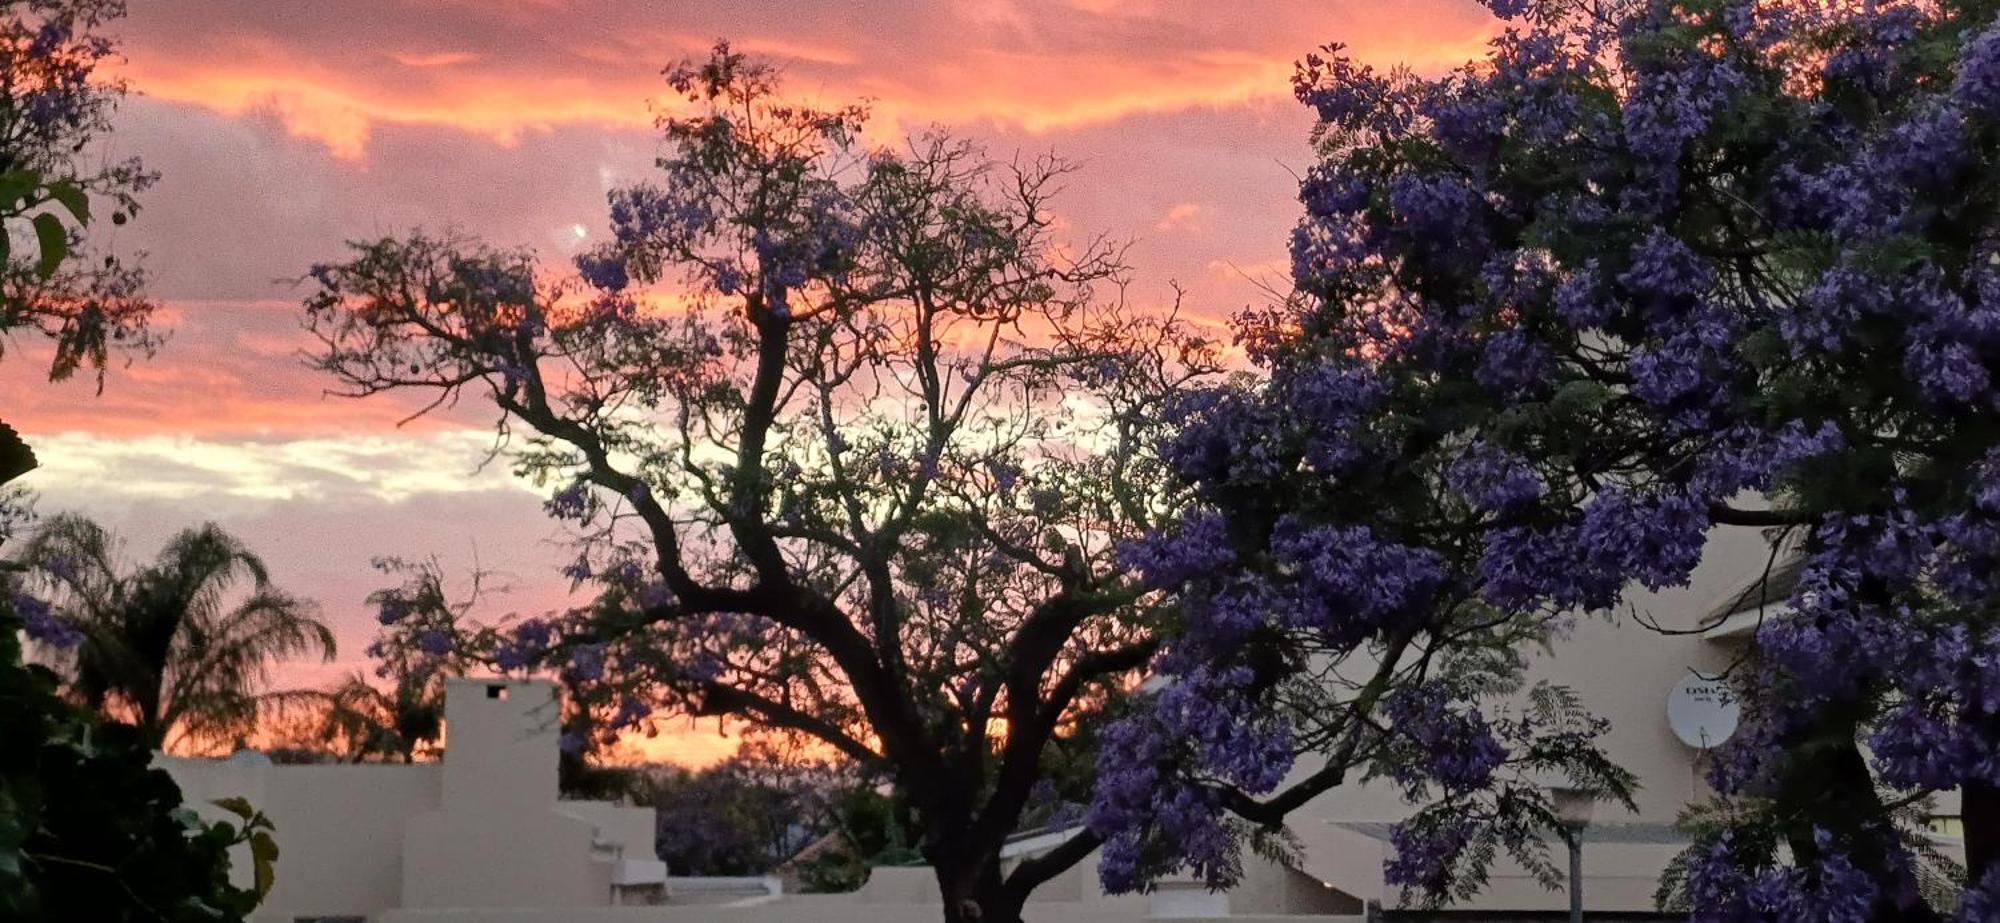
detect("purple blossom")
(1475, 329), (1553, 397)
(1087, 712), (1240, 892)
(1905, 337), (1990, 403)
(606, 182), (715, 255)
(1480, 522), (1616, 613)
(610, 695), (653, 729)
(1119, 510), (1234, 591)
(495, 618), (553, 672)
(1876, 103), (1966, 192)
(1787, 268), (1890, 354)
(1618, 229), (1711, 318)
(545, 481), (590, 521)
(1956, 24), (2000, 118)
(1283, 361), (1386, 473)
(1578, 488), (1707, 591)
(14, 591), (81, 648)
(1867, 700), (1992, 790)
(1387, 171), (1487, 258)
(1687, 830), (1887, 922)
(985, 458), (1021, 493)
(1625, 52), (1745, 155)
(416, 630), (452, 657)
(569, 644), (606, 682)
(1381, 685), (1507, 794)
(1961, 866), (2000, 923)
(1448, 442), (1543, 513)
(376, 595), (412, 625)
(1385, 817), (1473, 893)
(1299, 165), (1370, 217)
(1553, 266), (1611, 328)
(637, 580), (675, 610)
(1273, 521), (1446, 640)
(574, 249), (630, 292)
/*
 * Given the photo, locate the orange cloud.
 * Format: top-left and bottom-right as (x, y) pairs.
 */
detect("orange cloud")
(1157, 202), (1204, 231)
(112, 0), (1503, 159)
(390, 50), (482, 68)
(129, 68), (655, 160)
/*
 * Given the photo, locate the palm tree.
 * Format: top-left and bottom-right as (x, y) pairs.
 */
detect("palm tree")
(304, 671), (444, 763)
(15, 513), (335, 751)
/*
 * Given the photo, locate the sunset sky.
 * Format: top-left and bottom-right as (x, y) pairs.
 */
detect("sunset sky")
(3, 0), (1505, 764)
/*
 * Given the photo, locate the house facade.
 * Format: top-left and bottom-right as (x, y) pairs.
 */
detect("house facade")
(162, 523), (1967, 922)
(159, 677), (663, 922)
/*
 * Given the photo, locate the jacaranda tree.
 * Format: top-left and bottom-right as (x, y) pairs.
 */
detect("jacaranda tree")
(303, 44), (1217, 923)
(0, 0), (156, 389)
(1099, 0), (2000, 919)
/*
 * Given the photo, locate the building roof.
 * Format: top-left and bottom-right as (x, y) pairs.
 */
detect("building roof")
(1337, 821), (1690, 846)
(1700, 556), (1805, 631)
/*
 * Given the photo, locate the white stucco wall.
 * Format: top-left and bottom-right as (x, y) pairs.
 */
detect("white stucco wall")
(158, 677), (655, 921)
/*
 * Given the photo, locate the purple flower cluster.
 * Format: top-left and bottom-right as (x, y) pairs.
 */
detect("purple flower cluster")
(13, 589), (81, 648)
(1087, 711), (1239, 893)
(1380, 685), (1507, 795)
(416, 629), (453, 657)
(1384, 817), (1473, 893)
(1479, 488), (1705, 612)
(544, 481), (591, 521)
(1685, 830), (1885, 923)
(1271, 521), (1446, 642)
(376, 594), (412, 625)
(1119, 510), (1235, 591)
(1155, 386), (1281, 486)
(1387, 171), (1487, 256)
(1446, 442), (1543, 512)
(1280, 361), (1386, 473)
(569, 643), (606, 682)
(1957, 24), (2000, 118)
(1104, 0), (2000, 909)
(495, 618), (554, 672)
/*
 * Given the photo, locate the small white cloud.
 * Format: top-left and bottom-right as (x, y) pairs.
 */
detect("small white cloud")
(18, 430), (537, 505)
(1157, 203), (1205, 232)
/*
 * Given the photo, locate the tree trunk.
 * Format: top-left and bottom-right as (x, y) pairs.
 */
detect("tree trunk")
(1781, 731), (1942, 923)
(934, 856), (1026, 923)
(1964, 780), (2000, 887)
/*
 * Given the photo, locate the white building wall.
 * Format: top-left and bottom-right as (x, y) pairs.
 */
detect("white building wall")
(157, 677), (655, 921)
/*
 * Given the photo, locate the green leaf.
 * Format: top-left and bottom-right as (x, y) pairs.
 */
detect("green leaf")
(43, 183), (89, 224)
(250, 830), (278, 897)
(0, 170), (41, 211)
(0, 419), (37, 487)
(1549, 379), (1612, 418)
(211, 796), (255, 821)
(31, 212), (66, 279)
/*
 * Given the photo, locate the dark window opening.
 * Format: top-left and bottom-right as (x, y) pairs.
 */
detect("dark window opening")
(486, 684), (508, 700)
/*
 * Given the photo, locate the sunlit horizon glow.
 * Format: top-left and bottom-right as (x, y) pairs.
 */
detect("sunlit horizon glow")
(5, 0), (1510, 766)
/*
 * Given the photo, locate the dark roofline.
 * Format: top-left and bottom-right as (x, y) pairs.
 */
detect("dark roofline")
(1700, 555), (1806, 628)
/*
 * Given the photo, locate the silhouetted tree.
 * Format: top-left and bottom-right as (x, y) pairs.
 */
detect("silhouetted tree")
(304, 43), (1217, 923)
(16, 513), (335, 751)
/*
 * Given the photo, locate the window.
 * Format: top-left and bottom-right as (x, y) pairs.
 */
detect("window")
(486, 683), (508, 700)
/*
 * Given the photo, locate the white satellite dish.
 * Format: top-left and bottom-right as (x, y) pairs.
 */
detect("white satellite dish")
(1666, 672), (1739, 749)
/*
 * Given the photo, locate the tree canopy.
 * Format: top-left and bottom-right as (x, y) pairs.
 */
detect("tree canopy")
(1096, 0), (2000, 919)
(0, 0), (156, 389)
(15, 513), (335, 751)
(304, 43), (1216, 923)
